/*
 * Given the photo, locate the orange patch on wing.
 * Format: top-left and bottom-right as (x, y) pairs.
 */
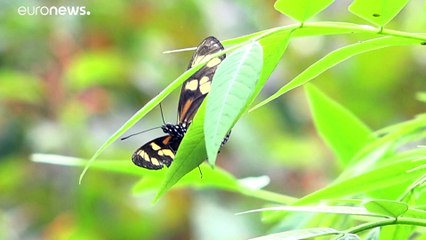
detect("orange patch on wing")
(162, 136), (172, 145)
(180, 99), (193, 121)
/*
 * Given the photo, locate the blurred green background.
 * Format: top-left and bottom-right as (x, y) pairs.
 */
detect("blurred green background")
(0, 0), (425, 239)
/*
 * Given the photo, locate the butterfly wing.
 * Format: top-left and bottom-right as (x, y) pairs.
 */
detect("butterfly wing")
(178, 36), (226, 123)
(132, 135), (182, 170)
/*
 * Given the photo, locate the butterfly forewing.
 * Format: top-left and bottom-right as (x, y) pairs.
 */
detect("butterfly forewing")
(178, 36), (225, 123)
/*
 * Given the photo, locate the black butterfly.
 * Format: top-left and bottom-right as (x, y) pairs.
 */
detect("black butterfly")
(132, 36), (228, 169)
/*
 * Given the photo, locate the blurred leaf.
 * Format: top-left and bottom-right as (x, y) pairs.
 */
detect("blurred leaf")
(250, 37), (421, 112)
(295, 158), (426, 205)
(416, 92), (426, 102)
(364, 200), (408, 217)
(66, 52), (128, 90)
(205, 41), (263, 164)
(0, 70), (42, 103)
(274, 0), (335, 22)
(348, 0), (410, 26)
(31, 153), (164, 177)
(305, 83), (375, 165)
(32, 154), (295, 204)
(250, 227), (342, 240)
(343, 115), (426, 178)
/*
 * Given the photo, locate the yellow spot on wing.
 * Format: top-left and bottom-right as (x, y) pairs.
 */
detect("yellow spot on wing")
(199, 76), (211, 94)
(150, 157), (160, 166)
(159, 149), (175, 158)
(185, 79), (199, 91)
(207, 57), (222, 67)
(150, 143), (161, 150)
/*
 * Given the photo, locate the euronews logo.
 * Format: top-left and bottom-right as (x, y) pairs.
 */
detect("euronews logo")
(18, 5), (91, 16)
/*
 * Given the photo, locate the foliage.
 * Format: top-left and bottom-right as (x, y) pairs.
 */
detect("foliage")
(1, 0), (425, 239)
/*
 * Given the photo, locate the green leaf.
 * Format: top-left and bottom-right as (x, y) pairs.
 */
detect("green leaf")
(155, 101), (208, 201)
(32, 154), (295, 204)
(348, 0), (410, 26)
(205, 42), (263, 165)
(305, 84), (375, 165)
(238, 205), (384, 217)
(274, 0), (335, 22)
(249, 227), (342, 240)
(251, 31), (291, 104)
(250, 37), (421, 112)
(295, 158), (426, 205)
(364, 200), (408, 218)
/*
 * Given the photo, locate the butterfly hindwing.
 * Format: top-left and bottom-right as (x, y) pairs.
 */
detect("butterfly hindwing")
(178, 36), (226, 123)
(132, 135), (181, 170)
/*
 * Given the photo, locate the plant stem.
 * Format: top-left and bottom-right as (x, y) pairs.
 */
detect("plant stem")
(347, 217), (426, 234)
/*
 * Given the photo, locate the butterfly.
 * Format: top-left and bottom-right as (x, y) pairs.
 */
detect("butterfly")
(132, 36), (229, 169)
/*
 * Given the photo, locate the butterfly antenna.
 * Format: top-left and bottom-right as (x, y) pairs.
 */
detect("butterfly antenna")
(121, 126), (162, 140)
(159, 103), (166, 125)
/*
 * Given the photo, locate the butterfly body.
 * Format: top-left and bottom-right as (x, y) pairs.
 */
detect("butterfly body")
(131, 36), (228, 170)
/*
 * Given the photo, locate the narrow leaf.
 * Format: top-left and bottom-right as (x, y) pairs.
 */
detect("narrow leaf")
(250, 37), (421, 112)
(295, 158), (426, 205)
(305, 84), (375, 165)
(205, 42), (263, 164)
(274, 0), (335, 22)
(250, 227), (342, 240)
(238, 205), (385, 217)
(349, 0), (410, 26)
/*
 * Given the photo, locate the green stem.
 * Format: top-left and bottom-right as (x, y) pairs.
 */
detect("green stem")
(347, 217), (426, 234)
(224, 21), (426, 47)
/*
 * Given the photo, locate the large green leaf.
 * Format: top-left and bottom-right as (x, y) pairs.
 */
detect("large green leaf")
(250, 37), (421, 112)
(155, 101), (208, 201)
(305, 84), (375, 165)
(205, 42), (263, 164)
(349, 0), (410, 26)
(32, 154), (295, 204)
(274, 0), (335, 22)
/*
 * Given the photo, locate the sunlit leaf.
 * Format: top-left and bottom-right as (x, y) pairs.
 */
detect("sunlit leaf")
(250, 37), (421, 112)
(364, 200), (408, 217)
(205, 42), (263, 164)
(274, 0), (335, 22)
(349, 0), (410, 26)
